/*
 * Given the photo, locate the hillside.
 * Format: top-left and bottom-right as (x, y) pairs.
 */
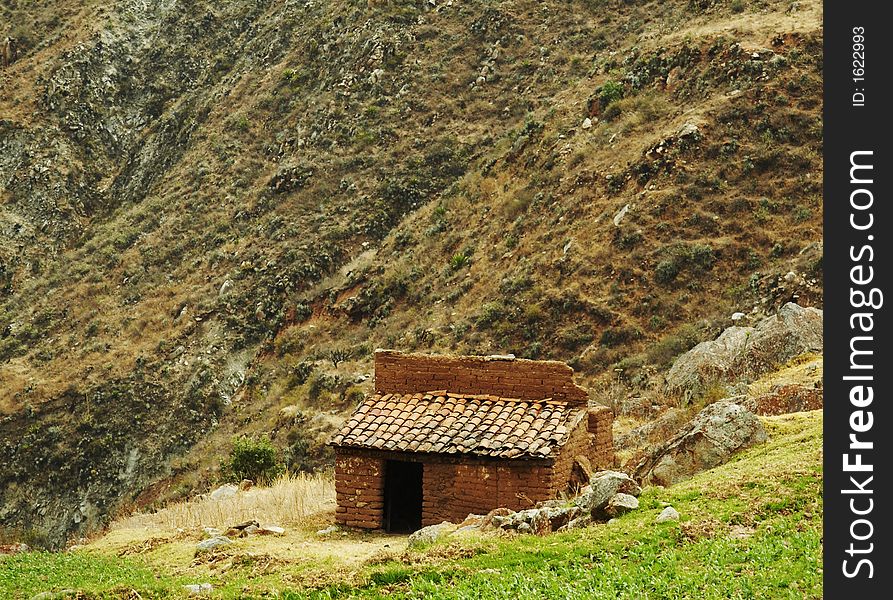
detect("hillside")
(0, 410), (823, 598)
(0, 0), (823, 547)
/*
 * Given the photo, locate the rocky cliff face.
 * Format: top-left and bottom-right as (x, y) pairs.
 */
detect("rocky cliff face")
(1, 0), (824, 547)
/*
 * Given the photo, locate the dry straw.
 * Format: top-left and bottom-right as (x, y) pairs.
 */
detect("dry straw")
(112, 471), (335, 532)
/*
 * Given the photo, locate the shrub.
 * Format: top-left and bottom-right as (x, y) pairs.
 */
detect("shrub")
(449, 253), (470, 271)
(227, 436), (282, 484)
(645, 324), (702, 367)
(307, 372), (343, 401)
(654, 259), (680, 284)
(598, 81), (625, 109)
(344, 386), (366, 405)
(599, 326), (639, 348)
(287, 360), (314, 388)
(475, 302), (504, 329)
(329, 347), (350, 367)
(654, 243), (717, 285)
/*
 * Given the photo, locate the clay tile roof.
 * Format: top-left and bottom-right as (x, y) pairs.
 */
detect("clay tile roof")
(328, 392), (586, 459)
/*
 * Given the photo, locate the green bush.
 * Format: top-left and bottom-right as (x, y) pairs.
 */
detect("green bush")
(598, 81), (625, 109)
(654, 259), (680, 284)
(227, 436), (282, 484)
(449, 253), (470, 271)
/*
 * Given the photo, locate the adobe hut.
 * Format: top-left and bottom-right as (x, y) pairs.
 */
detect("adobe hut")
(328, 350), (614, 532)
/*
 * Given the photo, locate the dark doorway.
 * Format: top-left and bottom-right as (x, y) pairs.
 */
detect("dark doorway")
(383, 460), (423, 533)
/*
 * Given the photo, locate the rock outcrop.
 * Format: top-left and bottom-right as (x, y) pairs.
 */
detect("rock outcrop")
(634, 400), (768, 487)
(666, 303), (822, 401)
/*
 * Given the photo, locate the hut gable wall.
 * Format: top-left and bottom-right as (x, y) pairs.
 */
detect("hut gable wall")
(373, 350), (588, 405)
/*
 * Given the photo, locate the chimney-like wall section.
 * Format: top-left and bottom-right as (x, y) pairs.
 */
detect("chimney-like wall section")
(587, 405), (615, 468)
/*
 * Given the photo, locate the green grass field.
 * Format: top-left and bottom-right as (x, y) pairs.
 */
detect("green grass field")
(0, 411), (822, 599)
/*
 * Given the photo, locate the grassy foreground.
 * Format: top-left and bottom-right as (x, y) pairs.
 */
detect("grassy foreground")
(0, 411), (822, 599)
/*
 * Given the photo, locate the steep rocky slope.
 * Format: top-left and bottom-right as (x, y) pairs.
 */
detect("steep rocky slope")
(0, 0), (822, 547)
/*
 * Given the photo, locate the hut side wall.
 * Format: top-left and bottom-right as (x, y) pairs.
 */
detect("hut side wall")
(421, 461), (554, 526)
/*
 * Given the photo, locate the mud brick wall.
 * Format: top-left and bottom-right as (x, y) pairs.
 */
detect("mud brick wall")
(549, 415), (592, 492)
(374, 350), (588, 404)
(495, 463), (552, 511)
(587, 405), (615, 468)
(334, 452), (385, 528)
(421, 460), (553, 526)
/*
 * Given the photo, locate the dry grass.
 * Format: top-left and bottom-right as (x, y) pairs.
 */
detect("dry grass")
(112, 472), (335, 532)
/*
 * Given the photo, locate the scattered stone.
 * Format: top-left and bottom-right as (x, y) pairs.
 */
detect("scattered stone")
(218, 279), (234, 297)
(581, 117), (593, 130)
(731, 312), (746, 321)
(29, 591), (77, 600)
(635, 400), (768, 487)
(183, 583), (213, 595)
(603, 493), (639, 518)
(202, 527), (223, 538)
(408, 522), (457, 548)
(0, 542), (29, 555)
(480, 507), (514, 530)
(516, 522), (532, 534)
(195, 536), (232, 553)
(209, 484), (238, 501)
(557, 515), (592, 531)
(256, 525), (285, 535)
(613, 203), (630, 226)
(656, 506), (680, 523)
(229, 519), (259, 532)
(316, 525), (339, 536)
(676, 122), (701, 141)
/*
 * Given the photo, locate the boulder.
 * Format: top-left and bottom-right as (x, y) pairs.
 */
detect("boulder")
(666, 303), (822, 401)
(195, 536), (232, 553)
(574, 470), (641, 517)
(183, 583), (213, 595)
(602, 493), (639, 519)
(209, 484), (238, 501)
(557, 515), (592, 532)
(615, 407), (689, 453)
(635, 400), (768, 486)
(408, 522), (457, 548)
(256, 525), (285, 535)
(316, 525), (339, 536)
(656, 506), (680, 523)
